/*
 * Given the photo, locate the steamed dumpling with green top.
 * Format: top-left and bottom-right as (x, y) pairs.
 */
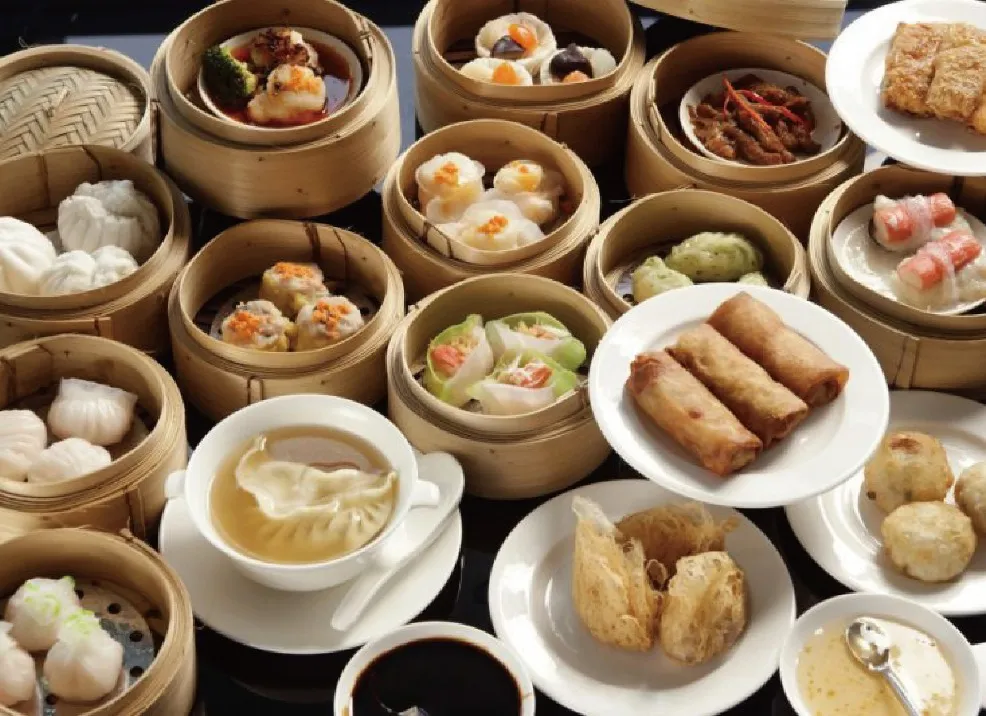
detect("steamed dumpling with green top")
(423, 314), (495, 408)
(631, 256), (693, 303)
(467, 349), (579, 416)
(485, 312), (586, 370)
(665, 232), (763, 282)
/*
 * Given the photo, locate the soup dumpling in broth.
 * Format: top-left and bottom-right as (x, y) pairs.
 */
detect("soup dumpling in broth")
(475, 13), (556, 73)
(221, 300), (296, 352)
(540, 44), (618, 85)
(294, 295), (365, 351)
(459, 58), (533, 87)
(259, 262), (327, 316)
(485, 159), (565, 226)
(415, 153), (487, 224)
(47, 378), (138, 447)
(0, 409), (48, 482)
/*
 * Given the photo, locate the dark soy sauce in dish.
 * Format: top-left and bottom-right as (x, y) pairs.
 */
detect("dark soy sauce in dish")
(350, 638), (523, 716)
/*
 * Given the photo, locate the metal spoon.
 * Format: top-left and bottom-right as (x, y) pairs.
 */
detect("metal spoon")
(845, 617), (922, 716)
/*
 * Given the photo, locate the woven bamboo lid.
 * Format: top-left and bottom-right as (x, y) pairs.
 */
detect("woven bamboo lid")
(0, 45), (152, 162)
(631, 0), (848, 40)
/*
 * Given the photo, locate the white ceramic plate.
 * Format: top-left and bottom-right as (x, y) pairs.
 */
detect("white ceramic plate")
(829, 204), (986, 316)
(158, 451), (463, 654)
(786, 390), (986, 617)
(488, 479), (797, 716)
(827, 0), (986, 176)
(588, 283), (890, 509)
(679, 68), (843, 165)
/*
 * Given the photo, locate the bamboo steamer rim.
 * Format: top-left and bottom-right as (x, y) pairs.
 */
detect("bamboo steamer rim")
(0, 145), (177, 311)
(174, 219), (403, 371)
(392, 273), (611, 435)
(164, 0), (380, 147)
(0, 527), (194, 716)
(0, 45), (151, 161)
(425, 0), (637, 103)
(586, 189), (809, 316)
(644, 32), (851, 186)
(393, 118), (593, 268)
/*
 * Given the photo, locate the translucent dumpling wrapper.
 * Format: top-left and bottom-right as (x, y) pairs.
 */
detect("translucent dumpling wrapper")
(423, 313), (495, 408)
(415, 153), (487, 224)
(0, 621), (35, 707)
(246, 63), (327, 125)
(43, 609), (123, 703)
(539, 44), (618, 85)
(466, 349), (579, 416)
(459, 58), (534, 87)
(26, 438), (112, 485)
(664, 232), (764, 283)
(294, 295), (365, 351)
(485, 311), (586, 370)
(57, 180), (161, 263)
(631, 256), (694, 303)
(0, 409), (48, 482)
(485, 159), (565, 226)
(0, 217), (57, 295)
(475, 13), (557, 73)
(428, 200), (546, 266)
(47, 378), (138, 447)
(3, 576), (80, 652)
(221, 300), (296, 352)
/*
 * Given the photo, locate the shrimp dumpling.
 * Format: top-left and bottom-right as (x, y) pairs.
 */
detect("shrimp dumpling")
(220, 300), (296, 352)
(475, 12), (556, 73)
(3, 576), (80, 652)
(26, 438), (112, 485)
(453, 200), (545, 253)
(0, 409), (48, 481)
(485, 312), (587, 370)
(0, 622), (35, 706)
(294, 295), (365, 351)
(415, 153), (487, 224)
(43, 609), (123, 703)
(258, 262), (326, 316)
(47, 378), (138, 447)
(247, 64), (326, 125)
(466, 349), (579, 416)
(486, 159), (565, 226)
(57, 180), (160, 263)
(459, 58), (533, 87)
(423, 314), (495, 408)
(0, 217), (57, 295)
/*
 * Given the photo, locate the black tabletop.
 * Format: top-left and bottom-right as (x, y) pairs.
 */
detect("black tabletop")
(4, 2), (984, 715)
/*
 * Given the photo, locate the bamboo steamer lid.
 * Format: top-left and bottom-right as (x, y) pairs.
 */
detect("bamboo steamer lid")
(169, 219), (404, 422)
(629, 0), (848, 41)
(0, 145), (191, 354)
(584, 190), (810, 318)
(381, 119), (601, 302)
(0, 45), (153, 163)
(810, 181), (986, 392)
(150, 0), (401, 219)
(387, 274), (612, 499)
(0, 529), (196, 716)
(0, 335), (187, 543)
(413, 0), (646, 167)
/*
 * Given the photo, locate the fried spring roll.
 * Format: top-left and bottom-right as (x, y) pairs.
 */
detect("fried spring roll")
(668, 324), (809, 448)
(627, 351), (762, 476)
(707, 292), (850, 408)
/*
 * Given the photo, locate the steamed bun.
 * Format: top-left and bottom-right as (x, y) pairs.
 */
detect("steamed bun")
(863, 431), (954, 513)
(57, 180), (160, 263)
(955, 462), (986, 535)
(0, 217), (57, 294)
(881, 502), (976, 582)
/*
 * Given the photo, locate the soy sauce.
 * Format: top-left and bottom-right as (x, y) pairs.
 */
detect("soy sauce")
(350, 638), (523, 716)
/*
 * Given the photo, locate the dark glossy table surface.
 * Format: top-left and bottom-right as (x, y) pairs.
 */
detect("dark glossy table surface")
(5, 2), (985, 715)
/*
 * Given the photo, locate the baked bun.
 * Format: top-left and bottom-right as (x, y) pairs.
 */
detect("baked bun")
(864, 431), (954, 513)
(881, 502), (976, 582)
(955, 462), (986, 535)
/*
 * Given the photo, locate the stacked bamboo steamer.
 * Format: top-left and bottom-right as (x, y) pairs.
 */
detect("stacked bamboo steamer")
(628, 0), (848, 40)
(382, 119), (601, 301)
(169, 219), (405, 422)
(0, 145), (191, 354)
(584, 189), (810, 318)
(413, 0), (646, 167)
(810, 166), (986, 393)
(625, 32), (866, 240)
(0, 45), (153, 162)
(150, 0), (400, 219)
(387, 274), (611, 499)
(0, 529), (195, 716)
(0, 335), (186, 545)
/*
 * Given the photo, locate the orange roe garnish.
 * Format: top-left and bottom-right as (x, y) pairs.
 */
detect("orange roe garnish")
(492, 62), (520, 85)
(273, 262), (315, 280)
(508, 23), (538, 53)
(518, 164), (531, 174)
(312, 299), (352, 340)
(226, 310), (263, 338)
(562, 71), (590, 84)
(478, 215), (509, 236)
(435, 161), (460, 186)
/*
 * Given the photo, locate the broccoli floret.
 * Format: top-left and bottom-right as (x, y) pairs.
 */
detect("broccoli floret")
(202, 45), (258, 105)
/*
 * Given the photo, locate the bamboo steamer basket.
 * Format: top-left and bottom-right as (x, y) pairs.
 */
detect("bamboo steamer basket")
(810, 178), (986, 393)
(584, 190), (810, 318)
(150, 0), (400, 219)
(413, 0), (646, 168)
(0, 335), (186, 544)
(0, 45), (152, 162)
(822, 166), (986, 333)
(628, 0), (848, 41)
(169, 219), (404, 422)
(387, 274), (612, 499)
(381, 119), (601, 302)
(0, 145), (191, 354)
(626, 34), (867, 241)
(0, 529), (195, 716)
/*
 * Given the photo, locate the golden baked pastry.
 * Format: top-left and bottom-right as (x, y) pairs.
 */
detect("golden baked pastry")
(955, 462), (986, 535)
(881, 502), (976, 583)
(863, 431), (954, 513)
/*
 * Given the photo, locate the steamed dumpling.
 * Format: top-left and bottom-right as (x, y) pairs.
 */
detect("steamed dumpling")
(423, 314), (495, 408)
(443, 200), (544, 253)
(258, 262), (326, 317)
(484, 159), (565, 226)
(0, 622), (35, 706)
(0, 410), (47, 482)
(247, 63), (326, 125)
(294, 295), (365, 351)
(665, 232), (764, 282)
(3, 576), (80, 652)
(475, 13), (556, 73)
(631, 256), (694, 303)
(47, 378), (138, 447)
(415, 153), (487, 224)
(43, 609), (123, 703)
(57, 180), (160, 263)
(540, 44), (617, 84)
(0, 217), (57, 294)
(220, 300), (296, 352)
(26, 438), (112, 485)
(459, 58), (533, 86)
(466, 349), (579, 416)
(38, 247), (139, 296)
(485, 312), (586, 370)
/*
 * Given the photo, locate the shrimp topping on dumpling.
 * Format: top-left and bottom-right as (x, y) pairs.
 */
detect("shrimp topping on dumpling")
(485, 159), (565, 226)
(294, 295), (365, 351)
(221, 300), (296, 353)
(451, 200), (545, 252)
(415, 153), (487, 224)
(246, 64), (326, 125)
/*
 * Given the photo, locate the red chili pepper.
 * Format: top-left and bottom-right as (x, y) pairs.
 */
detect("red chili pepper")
(737, 88), (768, 104)
(721, 79), (806, 126)
(723, 78), (774, 135)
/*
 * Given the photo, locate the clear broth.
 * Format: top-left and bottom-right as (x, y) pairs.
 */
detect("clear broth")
(209, 425), (394, 564)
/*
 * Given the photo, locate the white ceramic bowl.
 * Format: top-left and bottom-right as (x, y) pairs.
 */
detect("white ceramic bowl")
(165, 394), (439, 592)
(334, 621), (537, 716)
(780, 593), (983, 716)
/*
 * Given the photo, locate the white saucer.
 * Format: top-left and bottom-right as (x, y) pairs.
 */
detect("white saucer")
(787, 391), (986, 616)
(158, 451), (464, 654)
(488, 479), (796, 716)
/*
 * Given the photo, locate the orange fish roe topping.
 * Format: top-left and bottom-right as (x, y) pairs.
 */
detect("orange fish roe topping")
(435, 161), (460, 186)
(226, 310), (263, 339)
(508, 23), (538, 52)
(478, 214), (509, 236)
(517, 164), (531, 174)
(562, 71), (590, 84)
(272, 262), (316, 280)
(492, 62), (521, 85)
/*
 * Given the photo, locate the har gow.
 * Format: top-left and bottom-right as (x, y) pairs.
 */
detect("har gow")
(57, 180), (161, 263)
(0, 409), (48, 482)
(43, 608), (123, 703)
(0, 621), (34, 706)
(3, 576), (80, 652)
(47, 378), (138, 447)
(26, 438), (112, 485)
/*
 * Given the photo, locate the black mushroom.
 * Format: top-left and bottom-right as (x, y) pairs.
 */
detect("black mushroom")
(549, 44), (593, 81)
(491, 35), (527, 60)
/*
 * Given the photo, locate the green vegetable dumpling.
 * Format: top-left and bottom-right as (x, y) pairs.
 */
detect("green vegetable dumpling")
(485, 312), (586, 371)
(737, 271), (769, 286)
(664, 232), (763, 283)
(631, 256), (693, 304)
(423, 314), (495, 408)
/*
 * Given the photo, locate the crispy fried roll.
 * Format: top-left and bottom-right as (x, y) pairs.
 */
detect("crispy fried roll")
(882, 23), (944, 116)
(926, 45), (986, 121)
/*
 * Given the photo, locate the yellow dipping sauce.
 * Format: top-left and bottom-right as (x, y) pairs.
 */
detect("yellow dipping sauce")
(796, 617), (957, 716)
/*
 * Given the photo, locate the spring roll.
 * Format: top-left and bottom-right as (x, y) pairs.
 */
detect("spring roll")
(668, 324), (809, 448)
(627, 351), (762, 476)
(707, 292), (850, 408)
